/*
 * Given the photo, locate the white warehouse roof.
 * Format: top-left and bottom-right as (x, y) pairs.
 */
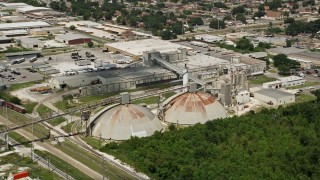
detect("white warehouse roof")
(56, 33), (90, 41)
(17, 6), (51, 13)
(105, 38), (192, 56)
(0, 21), (50, 31)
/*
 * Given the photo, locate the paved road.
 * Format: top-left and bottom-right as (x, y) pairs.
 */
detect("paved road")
(0, 115), (103, 179)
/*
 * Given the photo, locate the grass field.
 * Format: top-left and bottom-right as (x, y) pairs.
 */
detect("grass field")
(295, 93), (316, 104)
(35, 150), (92, 180)
(133, 92), (176, 105)
(22, 102), (37, 114)
(9, 81), (42, 91)
(61, 122), (74, 133)
(249, 75), (277, 84)
(83, 136), (102, 150)
(8, 131), (31, 147)
(48, 117), (67, 126)
(0, 153), (61, 180)
(37, 104), (51, 117)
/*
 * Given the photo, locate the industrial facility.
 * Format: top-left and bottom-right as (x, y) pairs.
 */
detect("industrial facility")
(89, 93), (163, 140)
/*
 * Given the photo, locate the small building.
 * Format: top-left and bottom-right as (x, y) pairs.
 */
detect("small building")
(236, 89), (250, 104)
(277, 76), (306, 88)
(263, 80), (283, 89)
(194, 34), (224, 43)
(254, 88), (295, 105)
(18, 37), (44, 49)
(55, 33), (92, 45)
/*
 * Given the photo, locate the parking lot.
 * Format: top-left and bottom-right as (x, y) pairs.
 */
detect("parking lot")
(5, 48), (131, 76)
(0, 68), (44, 85)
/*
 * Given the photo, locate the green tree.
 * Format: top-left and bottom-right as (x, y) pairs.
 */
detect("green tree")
(286, 39), (292, 47)
(236, 14), (247, 24)
(278, 64), (291, 75)
(236, 37), (253, 51)
(69, 25), (76, 30)
(83, 11), (91, 20)
(87, 41), (94, 48)
(232, 5), (245, 15)
(209, 19), (225, 29)
(258, 4), (265, 11)
(312, 89), (320, 103)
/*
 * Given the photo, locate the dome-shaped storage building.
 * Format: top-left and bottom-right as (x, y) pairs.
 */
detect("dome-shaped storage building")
(89, 93), (163, 140)
(163, 84), (227, 125)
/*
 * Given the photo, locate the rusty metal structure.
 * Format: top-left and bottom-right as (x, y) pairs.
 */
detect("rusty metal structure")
(161, 87), (227, 125)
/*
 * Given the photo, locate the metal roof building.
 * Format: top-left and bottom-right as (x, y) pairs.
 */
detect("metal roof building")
(254, 88), (295, 106)
(89, 93), (163, 140)
(55, 33), (91, 45)
(0, 21), (50, 31)
(163, 88), (227, 125)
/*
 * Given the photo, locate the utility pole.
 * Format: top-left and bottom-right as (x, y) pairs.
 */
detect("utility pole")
(102, 158), (106, 180)
(5, 105), (9, 150)
(31, 121), (34, 161)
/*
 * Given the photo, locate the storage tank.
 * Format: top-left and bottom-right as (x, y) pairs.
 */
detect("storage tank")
(163, 84), (227, 125)
(89, 93), (163, 140)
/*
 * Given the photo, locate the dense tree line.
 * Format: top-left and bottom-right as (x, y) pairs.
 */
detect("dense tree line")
(286, 20), (320, 36)
(273, 54), (300, 75)
(9, 0), (46, 7)
(101, 101), (320, 179)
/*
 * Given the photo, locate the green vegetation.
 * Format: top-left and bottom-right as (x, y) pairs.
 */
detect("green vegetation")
(2, 46), (31, 53)
(83, 136), (103, 150)
(8, 131), (31, 147)
(53, 101), (70, 111)
(133, 92), (175, 105)
(0, 153), (61, 179)
(37, 104), (52, 117)
(35, 150), (92, 180)
(61, 122), (74, 133)
(9, 81), (41, 91)
(0, 91), (21, 105)
(273, 54), (300, 75)
(249, 75), (277, 84)
(287, 81), (320, 89)
(55, 140), (135, 180)
(0, 108), (49, 139)
(101, 101), (320, 179)
(22, 102), (37, 114)
(48, 117), (67, 126)
(217, 39), (272, 54)
(295, 93), (316, 104)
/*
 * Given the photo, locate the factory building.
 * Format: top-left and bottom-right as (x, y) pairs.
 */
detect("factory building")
(263, 76), (305, 89)
(50, 67), (177, 91)
(254, 88), (295, 105)
(88, 93), (163, 140)
(288, 51), (320, 67)
(5, 51), (41, 61)
(104, 38), (192, 60)
(0, 21), (50, 31)
(194, 34), (224, 43)
(160, 83), (227, 125)
(55, 33), (92, 45)
(29, 27), (65, 36)
(18, 37), (44, 49)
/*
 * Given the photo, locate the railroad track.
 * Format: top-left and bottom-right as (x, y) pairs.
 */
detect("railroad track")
(70, 120), (148, 180)
(0, 128), (75, 180)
